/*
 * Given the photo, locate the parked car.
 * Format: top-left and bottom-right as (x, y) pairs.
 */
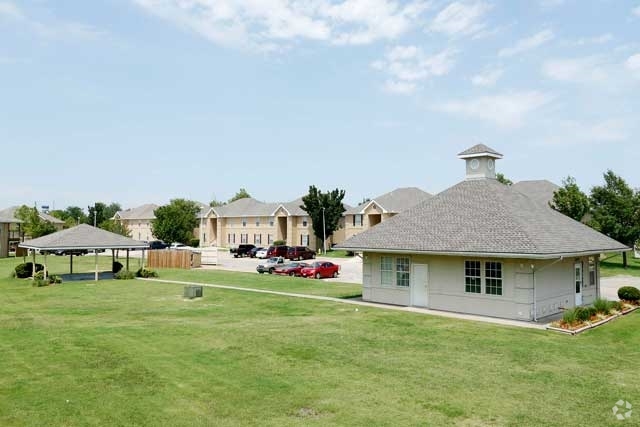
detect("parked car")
(273, 262), (309, 277)
(266, 245), (289, 258)
(149, 240), (168, 250)
(249, 247), (264, 258)
(230, 244), (256, 258)
(255, 247), (269, 259)
(170, 243), (194, 250)
(54, 249), (89, 256)
(256, 257), (286, 274)
(286, 246), (316, 260)
(300, 261), (340, 279)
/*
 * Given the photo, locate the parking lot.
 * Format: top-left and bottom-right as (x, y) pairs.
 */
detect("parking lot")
(205, 250), (363, 284)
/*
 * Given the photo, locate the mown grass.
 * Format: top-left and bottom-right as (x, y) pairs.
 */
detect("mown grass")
(1, 257), (639, 426)
(600, 253), (640, 277)
(156, 268), (362, 299)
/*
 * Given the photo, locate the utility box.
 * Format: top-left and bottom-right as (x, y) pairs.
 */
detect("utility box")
(184, 285), (203, 299)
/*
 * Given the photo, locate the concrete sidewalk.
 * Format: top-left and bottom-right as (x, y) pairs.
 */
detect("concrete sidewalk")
(138, 277), (547, 330)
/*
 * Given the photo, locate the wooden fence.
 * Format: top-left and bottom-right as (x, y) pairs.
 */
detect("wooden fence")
(147, 250), (201, 269)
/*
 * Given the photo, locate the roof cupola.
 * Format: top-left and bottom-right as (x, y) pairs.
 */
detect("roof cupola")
(457, 144), (503, 180)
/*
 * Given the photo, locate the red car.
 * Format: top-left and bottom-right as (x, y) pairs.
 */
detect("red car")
(300, 261), (340, 279)
(273, 262), (309, 277)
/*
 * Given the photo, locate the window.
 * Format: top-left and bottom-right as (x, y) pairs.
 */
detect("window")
(268, 234), (273, 244)
(269, 217), (275, 227)
(380, 256), (393, 285)
(465, 260), (481, 293)
(485, 262), (502, 295)
(353, 214), (363, 227)
(242, 218), (247, 227)
(588, 258), (596, 287)
(228, 234), (235, 244)
(396, 257), (410, 287)
(256, 219), (260, 227)
(241, 234), (248, 244)
(254, 234), (262, 244)
(203, 233), (206, 243)
(300, 234), (309, 246)
(302, 216), (308, 227)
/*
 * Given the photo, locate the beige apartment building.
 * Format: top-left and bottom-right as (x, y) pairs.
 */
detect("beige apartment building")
(339, 188), (433, 242)
(199, 198), (318, 249)
(113, 204), (158, 242)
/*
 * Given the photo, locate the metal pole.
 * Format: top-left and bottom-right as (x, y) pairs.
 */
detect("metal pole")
(322, 207), (326, 254)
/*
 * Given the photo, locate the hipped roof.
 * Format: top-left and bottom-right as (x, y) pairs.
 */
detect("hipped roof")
(19, 224), (149, 250)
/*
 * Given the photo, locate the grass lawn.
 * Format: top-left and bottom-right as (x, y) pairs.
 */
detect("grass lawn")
(156, 269), (362, 299)
(600, 253), (640, 277)
(1, 258), (639, 426)
(320, 250), (355, 259)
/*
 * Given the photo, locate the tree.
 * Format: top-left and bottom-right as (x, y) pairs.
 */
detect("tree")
(151, 199), (200, 244)
(496, 173), (513, 186)
(210, 199), (225, 207)
(87, 202), (121, 227)
(15, 205), (57, 238)
(228, 188), (251, 203)
(49, 206), (87, 228)
(589, 170), (640, 268)
(100, 219), (130, 237)
(300, 186), (346, 251)
(550, 176), (590, 222)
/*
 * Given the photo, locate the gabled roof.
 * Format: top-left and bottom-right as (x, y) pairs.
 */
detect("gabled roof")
(512, 180), (560, 207)
(114, 203), (159, 220)
(0, 206), (65, 224)
(457, 144), (503, 159)
(337, 178), (628, 258)
(346, 187), (432, 215)
(216, 198), (280, 218)
(19, 224), (148, 250)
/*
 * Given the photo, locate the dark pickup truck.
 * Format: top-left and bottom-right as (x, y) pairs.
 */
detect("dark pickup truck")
(230, 244), (255, 258)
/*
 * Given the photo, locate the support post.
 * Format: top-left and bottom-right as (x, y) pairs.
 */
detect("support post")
(126, 249), (130, 271)
(94, 251), (98, 281)
(32, 250), (36, 278)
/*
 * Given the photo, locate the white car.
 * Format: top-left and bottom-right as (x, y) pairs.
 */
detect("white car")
(256, 257), (285, 274)
(255, 248), (269, 258)
(170, 243), (193, 250)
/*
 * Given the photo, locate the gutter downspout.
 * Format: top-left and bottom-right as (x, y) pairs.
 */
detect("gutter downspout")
(531, 256), (565, 322)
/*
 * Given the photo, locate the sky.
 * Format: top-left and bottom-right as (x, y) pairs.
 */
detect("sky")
(1, 0), (639, 212)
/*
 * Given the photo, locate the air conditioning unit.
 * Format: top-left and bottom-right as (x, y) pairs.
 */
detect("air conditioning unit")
(184, 285), (203, 299)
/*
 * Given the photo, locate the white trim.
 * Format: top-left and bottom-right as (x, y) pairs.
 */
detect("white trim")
(457, 152), (503, 159)
(334, 247), (630, 259)
(357, 200), (387, 214)
(269, 204), (291, 217)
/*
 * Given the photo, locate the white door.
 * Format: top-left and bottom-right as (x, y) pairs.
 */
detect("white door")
(574, 262), (583, 306)
(411, 264), (429, 307)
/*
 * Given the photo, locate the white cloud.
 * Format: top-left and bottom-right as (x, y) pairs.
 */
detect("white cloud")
(566, 33), (614, 46)
(373, 45), (456, 95)
(428, 1), (491, 38)
(437, 91), (552, 128)
(633, 5), (640, 17)
(0, 1), (104, 40)
(627, 53), (640, 78)
(541, 56), (608, 83)
(498, 29), (554, 57)
(544, 119), (630, 145)
(133, 0), (430, 50)
(471, 67), (503, 86)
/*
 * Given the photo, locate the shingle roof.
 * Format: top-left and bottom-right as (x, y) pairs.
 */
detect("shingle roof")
(114, 203), (159, 220)
(0, 206), (65, 224)
(19, 224), (149, 250)
(457, 144), (503, 158)
(337, 178), (628, 258)
(346, 187), (432, 214)
(215, 198), (280, 218)
(0, 216), (21, 223)
(512, 180), (560, 207)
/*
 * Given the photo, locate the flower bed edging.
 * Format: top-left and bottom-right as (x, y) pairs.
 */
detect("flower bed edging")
(547, 305), (638, 335)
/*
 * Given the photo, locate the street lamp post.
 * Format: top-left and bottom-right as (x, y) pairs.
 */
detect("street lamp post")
(322, 207), (326, 254)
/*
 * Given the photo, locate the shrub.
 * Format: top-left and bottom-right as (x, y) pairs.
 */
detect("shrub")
(593, 298), (612, 315)
(189, 238), (200, 248)
(14, 262), (44, 279)
(49, 275), (62, 284)
(114, 270), (135, 280)
(574, 307), (595, 322)
(618, 286), (640, 302)
(562, 308), (577, 325)
(112, 261), (124, 273)
(136, 268), (158, 278)
(611, 301), (623, 312)
(33, 278), (49, 287)
(33, 270), (46, 280)
(273, 240), (286, 246)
